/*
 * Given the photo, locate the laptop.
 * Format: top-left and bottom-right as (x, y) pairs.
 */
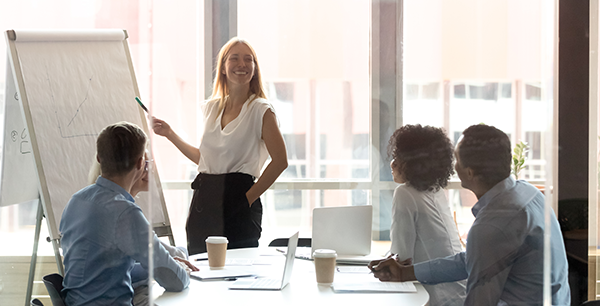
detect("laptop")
(299, 205), (382, 265)
(229, 231), (299, 290)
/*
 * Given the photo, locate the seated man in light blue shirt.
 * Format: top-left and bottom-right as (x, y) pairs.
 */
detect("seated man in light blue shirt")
(369, 124), (570, 306)
(60, 122), (195, 306)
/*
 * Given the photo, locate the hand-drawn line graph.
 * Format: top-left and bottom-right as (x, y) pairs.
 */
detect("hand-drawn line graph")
(44, 66), (100, 139)
(66, 74), (93, 127)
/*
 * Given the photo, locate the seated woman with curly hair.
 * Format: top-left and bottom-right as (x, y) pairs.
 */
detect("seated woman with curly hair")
(387, 124), (466, 306)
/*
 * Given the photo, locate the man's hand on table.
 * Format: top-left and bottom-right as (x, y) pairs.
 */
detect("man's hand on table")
(174, 257), (199, 274)
(368, 255), (416, 282)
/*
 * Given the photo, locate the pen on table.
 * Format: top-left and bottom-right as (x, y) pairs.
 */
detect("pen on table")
(135, 96), (149, 113)
(195, 258), (208, 261)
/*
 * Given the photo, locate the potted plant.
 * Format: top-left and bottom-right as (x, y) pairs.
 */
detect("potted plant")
(512, 140), (546, 193)
(512, 141), (529, 180)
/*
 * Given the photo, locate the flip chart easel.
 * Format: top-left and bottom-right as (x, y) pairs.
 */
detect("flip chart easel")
(2, 29), (174, 306)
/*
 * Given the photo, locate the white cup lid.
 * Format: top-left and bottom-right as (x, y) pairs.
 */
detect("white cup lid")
(313, 249), (337, 258)
(205, 236), (228, 244)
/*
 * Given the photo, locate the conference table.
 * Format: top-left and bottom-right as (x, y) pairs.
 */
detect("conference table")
(153, 247), (430, 306)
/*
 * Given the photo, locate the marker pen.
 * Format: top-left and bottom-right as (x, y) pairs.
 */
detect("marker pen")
(135, 96), (149, 113)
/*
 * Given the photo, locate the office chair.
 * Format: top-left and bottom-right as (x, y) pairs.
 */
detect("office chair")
(42, 273), (66, 306)
(558, 198), (588, 232)
(581, 301), (600, 306)
(558, 198), (589, 305)
(30, 298), (44, 306)
(268, 237), (311, 247)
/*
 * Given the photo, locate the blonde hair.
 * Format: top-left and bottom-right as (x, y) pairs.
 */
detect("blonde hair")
(88, 157), (101, 185)
(211, 37), (267, 115)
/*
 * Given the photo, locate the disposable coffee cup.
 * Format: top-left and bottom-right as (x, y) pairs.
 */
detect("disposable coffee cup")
(313, 249), (337, 284)
(205, 236), (228, 269)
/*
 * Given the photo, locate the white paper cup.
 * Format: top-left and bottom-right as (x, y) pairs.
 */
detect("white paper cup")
(313, 249), (337, 284)
(205, 236), (228, 269)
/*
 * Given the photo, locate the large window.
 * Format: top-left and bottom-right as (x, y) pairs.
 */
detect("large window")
(235, 0), (371, 241)
(402, 0), (552, 237)
(0, 0), (557, 246)
(0, 0), (556, 252)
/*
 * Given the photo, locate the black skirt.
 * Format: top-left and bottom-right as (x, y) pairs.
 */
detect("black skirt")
(186, 172), (262, 255)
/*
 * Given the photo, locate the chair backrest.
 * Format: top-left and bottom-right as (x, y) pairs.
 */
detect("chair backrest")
(42, 273), (65, 306)
(581, 300), (600, 306)
(269, 237), (312, 247)
(558, 198), (588, 232)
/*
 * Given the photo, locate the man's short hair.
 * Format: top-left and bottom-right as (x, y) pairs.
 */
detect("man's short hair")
(458, 124), (511, 187)
(97, 122), (147, 176)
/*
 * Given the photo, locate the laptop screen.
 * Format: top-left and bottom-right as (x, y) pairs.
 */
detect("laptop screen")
(311, 205), (372, 256)
(280, 231), (299, 286)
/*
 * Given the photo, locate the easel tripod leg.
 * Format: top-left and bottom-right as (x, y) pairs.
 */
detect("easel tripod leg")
(52, 238), (64, 275)
(24, 201), (43, 306)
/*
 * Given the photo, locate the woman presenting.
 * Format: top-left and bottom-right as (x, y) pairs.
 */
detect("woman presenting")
(152, 37), (288, 255)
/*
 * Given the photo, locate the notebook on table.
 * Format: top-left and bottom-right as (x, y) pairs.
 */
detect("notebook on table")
(296, 205), (384, 265)
(332, 281), (417, 293)
(229, 231), (299, 290)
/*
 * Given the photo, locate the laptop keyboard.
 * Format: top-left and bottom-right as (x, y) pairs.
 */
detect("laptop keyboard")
(276, 247), (313, 260)
(293, 248), (312, 260)
(250, 278), (280, 288)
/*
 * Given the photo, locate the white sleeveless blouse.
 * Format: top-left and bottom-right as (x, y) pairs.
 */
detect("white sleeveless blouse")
(197, 95), (273, 178)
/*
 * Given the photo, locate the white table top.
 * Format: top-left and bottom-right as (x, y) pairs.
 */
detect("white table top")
(153, 248), (429, 306)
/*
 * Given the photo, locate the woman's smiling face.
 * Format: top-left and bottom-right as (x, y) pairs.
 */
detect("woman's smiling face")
(223, 43), (255, 87)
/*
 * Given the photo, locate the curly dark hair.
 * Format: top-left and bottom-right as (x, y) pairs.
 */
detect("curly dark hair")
(458, 124), (511, 187)
(387, 124), (454, 192)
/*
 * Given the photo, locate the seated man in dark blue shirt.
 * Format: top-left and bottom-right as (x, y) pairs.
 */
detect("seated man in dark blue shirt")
(60, 122), (195, 306)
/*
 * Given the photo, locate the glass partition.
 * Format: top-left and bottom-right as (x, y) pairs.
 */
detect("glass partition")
(0, 0), (558, 305)
(402, 0), (556, 243)
(0, 1), (202, 305)
(590, 1), (600, 300)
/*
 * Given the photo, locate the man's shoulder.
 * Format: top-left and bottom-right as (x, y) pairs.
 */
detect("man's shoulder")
(486, 180), (542, 210)
(68, 184), (139, 214)
(472, 180), (545, 234)
(65, 184), (101, 210)
(71, 183), (97, 198)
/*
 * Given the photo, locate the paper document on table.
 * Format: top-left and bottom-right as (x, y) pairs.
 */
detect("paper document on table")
(194, 258), (273, 267)
(336, 266), (371, 273)
(190, 267), (257, 281)
(332, 282), (417, 293)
